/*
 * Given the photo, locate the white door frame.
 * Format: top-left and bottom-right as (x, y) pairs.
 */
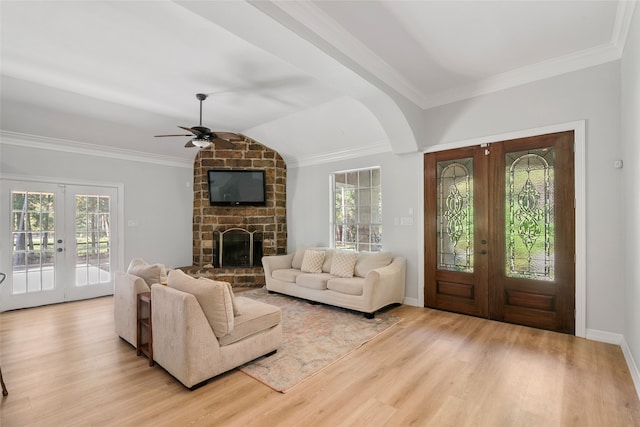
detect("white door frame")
(420, 120), (586, 337)
(0, 174), (125, 311)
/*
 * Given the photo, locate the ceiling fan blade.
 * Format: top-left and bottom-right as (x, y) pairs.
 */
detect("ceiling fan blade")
(178, 126), (200, 135)
(155, 134), (193, 137)
(214, 132), (243, 141)
(211, 138), (236, 149)
(184, 140), (196, 148)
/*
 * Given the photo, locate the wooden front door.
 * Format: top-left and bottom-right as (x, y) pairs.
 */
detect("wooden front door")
(424, 131), (575, 334)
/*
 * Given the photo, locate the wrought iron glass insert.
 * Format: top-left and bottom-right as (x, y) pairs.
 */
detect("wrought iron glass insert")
(437, 158), (473, 272)
(505, 147), (554, 280)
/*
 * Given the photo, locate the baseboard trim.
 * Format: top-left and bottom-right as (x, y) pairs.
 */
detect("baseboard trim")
(403, 297), (420, 307)
(621, 338), (640, 400)
(585, 328), (623, 345)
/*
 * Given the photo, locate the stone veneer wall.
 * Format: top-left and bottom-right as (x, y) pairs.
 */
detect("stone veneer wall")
(185, 136), (287, 288)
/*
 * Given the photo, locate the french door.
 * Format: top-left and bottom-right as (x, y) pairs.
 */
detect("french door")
(1, 180), (118, 311)
(424, 131), (575, 334)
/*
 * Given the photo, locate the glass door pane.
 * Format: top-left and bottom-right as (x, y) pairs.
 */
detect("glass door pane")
(11, 190), (57, 293)
(75, 194), (112, 286)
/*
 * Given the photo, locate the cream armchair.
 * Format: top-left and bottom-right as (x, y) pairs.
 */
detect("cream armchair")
(151, 270), (282, 389)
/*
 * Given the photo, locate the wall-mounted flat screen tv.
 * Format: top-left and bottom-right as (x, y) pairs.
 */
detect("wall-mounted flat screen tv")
(208, 169), (266, 206)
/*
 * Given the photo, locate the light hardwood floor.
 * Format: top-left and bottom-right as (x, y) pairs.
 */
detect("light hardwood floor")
(1, 296), (639, 426)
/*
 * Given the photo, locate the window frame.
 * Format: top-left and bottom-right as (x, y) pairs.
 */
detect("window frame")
(330, 166), (382, 252)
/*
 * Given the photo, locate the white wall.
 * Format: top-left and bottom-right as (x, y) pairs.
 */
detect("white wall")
(622, 4), (640, 394)
(287, 150), (422, 302)
(0, 142), (194, 270)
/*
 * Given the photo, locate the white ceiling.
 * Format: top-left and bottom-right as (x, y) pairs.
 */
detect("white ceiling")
(0, 1), (635, 166)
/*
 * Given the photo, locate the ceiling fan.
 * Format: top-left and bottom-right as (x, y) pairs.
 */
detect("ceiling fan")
(155, 93), (242, 149)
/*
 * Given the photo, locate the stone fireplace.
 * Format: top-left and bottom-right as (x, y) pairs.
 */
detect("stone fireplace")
(180, 136), (287, 288)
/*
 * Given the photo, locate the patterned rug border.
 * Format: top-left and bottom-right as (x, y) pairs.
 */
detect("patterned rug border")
(238, 288), (400, 393)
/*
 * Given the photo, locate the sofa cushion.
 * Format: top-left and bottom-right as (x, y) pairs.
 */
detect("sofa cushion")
(127, 258), (164, 287)
(272, 268), (304, 283)
(217, 296), (282, 346)
(330, 250), (358, 278)
(355, 252), (393, 278)
(301, 250), (325, 273)
(167, 269), (234, 338)
(296, 272), (335, 290)
(327, 277), (364, 296)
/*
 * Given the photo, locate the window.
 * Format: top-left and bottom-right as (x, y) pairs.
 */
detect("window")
(331, 167), (382, 251)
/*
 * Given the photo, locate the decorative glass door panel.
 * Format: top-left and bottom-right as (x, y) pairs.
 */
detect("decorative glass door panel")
(506, 148), (554, 280)
(437, 157), (474, 273)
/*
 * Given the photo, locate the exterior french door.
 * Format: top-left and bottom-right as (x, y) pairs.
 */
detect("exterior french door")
(424, 131), (575, 334)
(1, 180), (118, 311)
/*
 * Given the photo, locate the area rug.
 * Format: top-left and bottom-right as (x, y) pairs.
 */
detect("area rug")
(238, 288), (400, 393)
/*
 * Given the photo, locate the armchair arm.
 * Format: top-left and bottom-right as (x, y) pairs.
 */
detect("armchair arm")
(261, 253), (295, 277)
(151, 284), (221, 388)
(362, 257), (406, 310)
(114, 271), (150, 347)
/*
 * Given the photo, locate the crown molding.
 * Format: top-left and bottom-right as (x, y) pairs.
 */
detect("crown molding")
(612, 0), (638, 55)
(0, 131), (193, 168)
(287, 141), (390, 169)
(423, 42), (622, 109)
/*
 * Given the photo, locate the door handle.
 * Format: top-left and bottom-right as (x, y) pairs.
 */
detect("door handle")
(478, 249), (487, 255)
(57, 248), (63, 252)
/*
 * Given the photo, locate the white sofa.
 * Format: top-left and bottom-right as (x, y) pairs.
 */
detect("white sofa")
(262, 247), (406, 317)
(151, 270), (282, 389)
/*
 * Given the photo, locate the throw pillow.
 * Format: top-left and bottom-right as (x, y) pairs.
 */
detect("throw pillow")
(127, 258), (164, 287)
(167, 269), (234, 338)
(330, 250), (358, 278)
(301, 250), (325, 273)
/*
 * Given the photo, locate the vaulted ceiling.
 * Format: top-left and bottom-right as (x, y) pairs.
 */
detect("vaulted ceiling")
(1, 1), (635, 166)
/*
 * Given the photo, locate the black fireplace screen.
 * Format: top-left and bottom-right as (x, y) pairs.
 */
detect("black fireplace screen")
(213, 228), (263, 268)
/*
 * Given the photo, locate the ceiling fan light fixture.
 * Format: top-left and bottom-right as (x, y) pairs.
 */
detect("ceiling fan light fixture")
(192, 138), (211, 149)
